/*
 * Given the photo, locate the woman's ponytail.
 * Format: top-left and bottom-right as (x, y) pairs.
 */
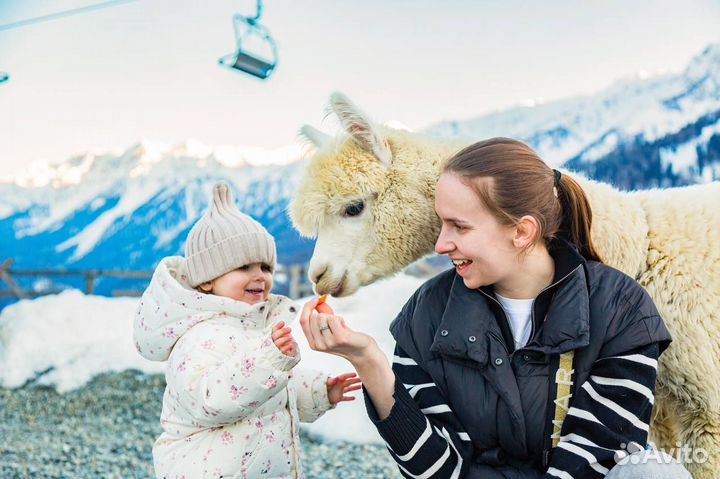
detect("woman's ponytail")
(555, 172), (603, 263)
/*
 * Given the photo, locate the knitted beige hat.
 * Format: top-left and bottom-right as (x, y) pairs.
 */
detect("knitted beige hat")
(185, 182), (276, 287)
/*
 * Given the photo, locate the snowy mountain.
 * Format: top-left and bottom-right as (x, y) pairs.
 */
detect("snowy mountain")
(0, 141), (315, 301)
(427, 44), (720, 189)
(2, 44), (719, 307)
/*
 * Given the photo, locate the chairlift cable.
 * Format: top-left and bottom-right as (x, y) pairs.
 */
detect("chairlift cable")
(0, 0), (137, 32)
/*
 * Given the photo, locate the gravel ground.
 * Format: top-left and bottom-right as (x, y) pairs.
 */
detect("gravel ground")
(0, 370), (401, 479)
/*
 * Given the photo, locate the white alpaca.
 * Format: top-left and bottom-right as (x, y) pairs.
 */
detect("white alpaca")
(289, 93), (720, 479)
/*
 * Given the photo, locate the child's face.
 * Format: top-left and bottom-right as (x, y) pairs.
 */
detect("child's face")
(206, 263), (273, 305)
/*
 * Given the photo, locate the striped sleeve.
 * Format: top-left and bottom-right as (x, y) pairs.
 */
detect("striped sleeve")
(363, 344), (474, 479)
(544, 342), (661, 479)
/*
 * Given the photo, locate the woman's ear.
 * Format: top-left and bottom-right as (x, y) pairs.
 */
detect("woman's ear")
(198, 281), (213, 293)
(513, 215), (540, 250)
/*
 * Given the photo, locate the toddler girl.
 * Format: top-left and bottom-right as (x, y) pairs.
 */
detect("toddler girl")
(134, 182), (359, 478)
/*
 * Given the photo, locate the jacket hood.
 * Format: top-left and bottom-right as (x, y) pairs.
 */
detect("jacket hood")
(133, 256), (297, 361)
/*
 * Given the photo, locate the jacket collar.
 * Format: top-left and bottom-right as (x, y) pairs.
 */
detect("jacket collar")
(430, 239), (591, 363)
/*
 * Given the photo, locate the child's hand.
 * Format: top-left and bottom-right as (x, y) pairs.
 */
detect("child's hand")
(272, 321), (298, 357)
(326, 372), (362, 405)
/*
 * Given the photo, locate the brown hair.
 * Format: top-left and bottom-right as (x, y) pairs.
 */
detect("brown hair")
(443, 137), (603, 262)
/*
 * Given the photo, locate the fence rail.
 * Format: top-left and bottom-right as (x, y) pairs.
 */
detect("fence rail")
(0, 259), (315, 304)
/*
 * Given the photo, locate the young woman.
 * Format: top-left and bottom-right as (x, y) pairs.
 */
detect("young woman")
(299, 138), (691, 478)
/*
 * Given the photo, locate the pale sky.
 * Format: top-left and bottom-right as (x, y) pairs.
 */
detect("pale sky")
(1, 0), (719, 178)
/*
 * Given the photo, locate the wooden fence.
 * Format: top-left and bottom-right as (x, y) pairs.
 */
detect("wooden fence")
(0, 259), (315, 302)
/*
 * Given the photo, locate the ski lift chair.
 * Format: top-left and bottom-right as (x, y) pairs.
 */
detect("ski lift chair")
(218, 1), (278, 80)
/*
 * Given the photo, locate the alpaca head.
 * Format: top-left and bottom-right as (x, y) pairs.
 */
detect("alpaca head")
(289, 93), (447, 296)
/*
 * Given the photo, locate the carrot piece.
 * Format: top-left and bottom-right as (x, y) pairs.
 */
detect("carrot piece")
(315, 294), (334, 314)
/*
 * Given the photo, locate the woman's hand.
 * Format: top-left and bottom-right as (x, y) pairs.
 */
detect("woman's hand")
(272, 321), (298, 357)
(326, 372), (362, 405)
(301, 297), (396, 419)
(299, 297), (376, 363)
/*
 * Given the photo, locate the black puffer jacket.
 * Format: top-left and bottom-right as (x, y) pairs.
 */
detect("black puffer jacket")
(365, 240), (672, 479)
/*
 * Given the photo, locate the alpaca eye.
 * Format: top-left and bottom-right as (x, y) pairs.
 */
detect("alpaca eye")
(343, 201), (365, 217)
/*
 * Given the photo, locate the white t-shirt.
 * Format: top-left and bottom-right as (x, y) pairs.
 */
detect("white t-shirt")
(495, 293), (534, 350)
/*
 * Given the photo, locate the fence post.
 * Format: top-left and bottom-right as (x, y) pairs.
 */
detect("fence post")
(85, 271), (97, 295)
(288, 264), (302, 299)
(0, 259), (27, 299)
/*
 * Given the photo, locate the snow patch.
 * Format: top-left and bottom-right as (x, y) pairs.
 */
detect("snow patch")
(0, 290), (165, 392)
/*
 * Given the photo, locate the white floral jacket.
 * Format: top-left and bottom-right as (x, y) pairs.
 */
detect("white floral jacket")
(134, 256), (332, 479)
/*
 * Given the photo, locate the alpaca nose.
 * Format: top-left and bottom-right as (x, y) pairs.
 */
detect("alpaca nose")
(310, 265), (328, 285)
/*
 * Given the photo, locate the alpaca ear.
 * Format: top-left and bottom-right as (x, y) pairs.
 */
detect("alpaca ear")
(299, 125), (331, 148)
(329, 92), (392, 168)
